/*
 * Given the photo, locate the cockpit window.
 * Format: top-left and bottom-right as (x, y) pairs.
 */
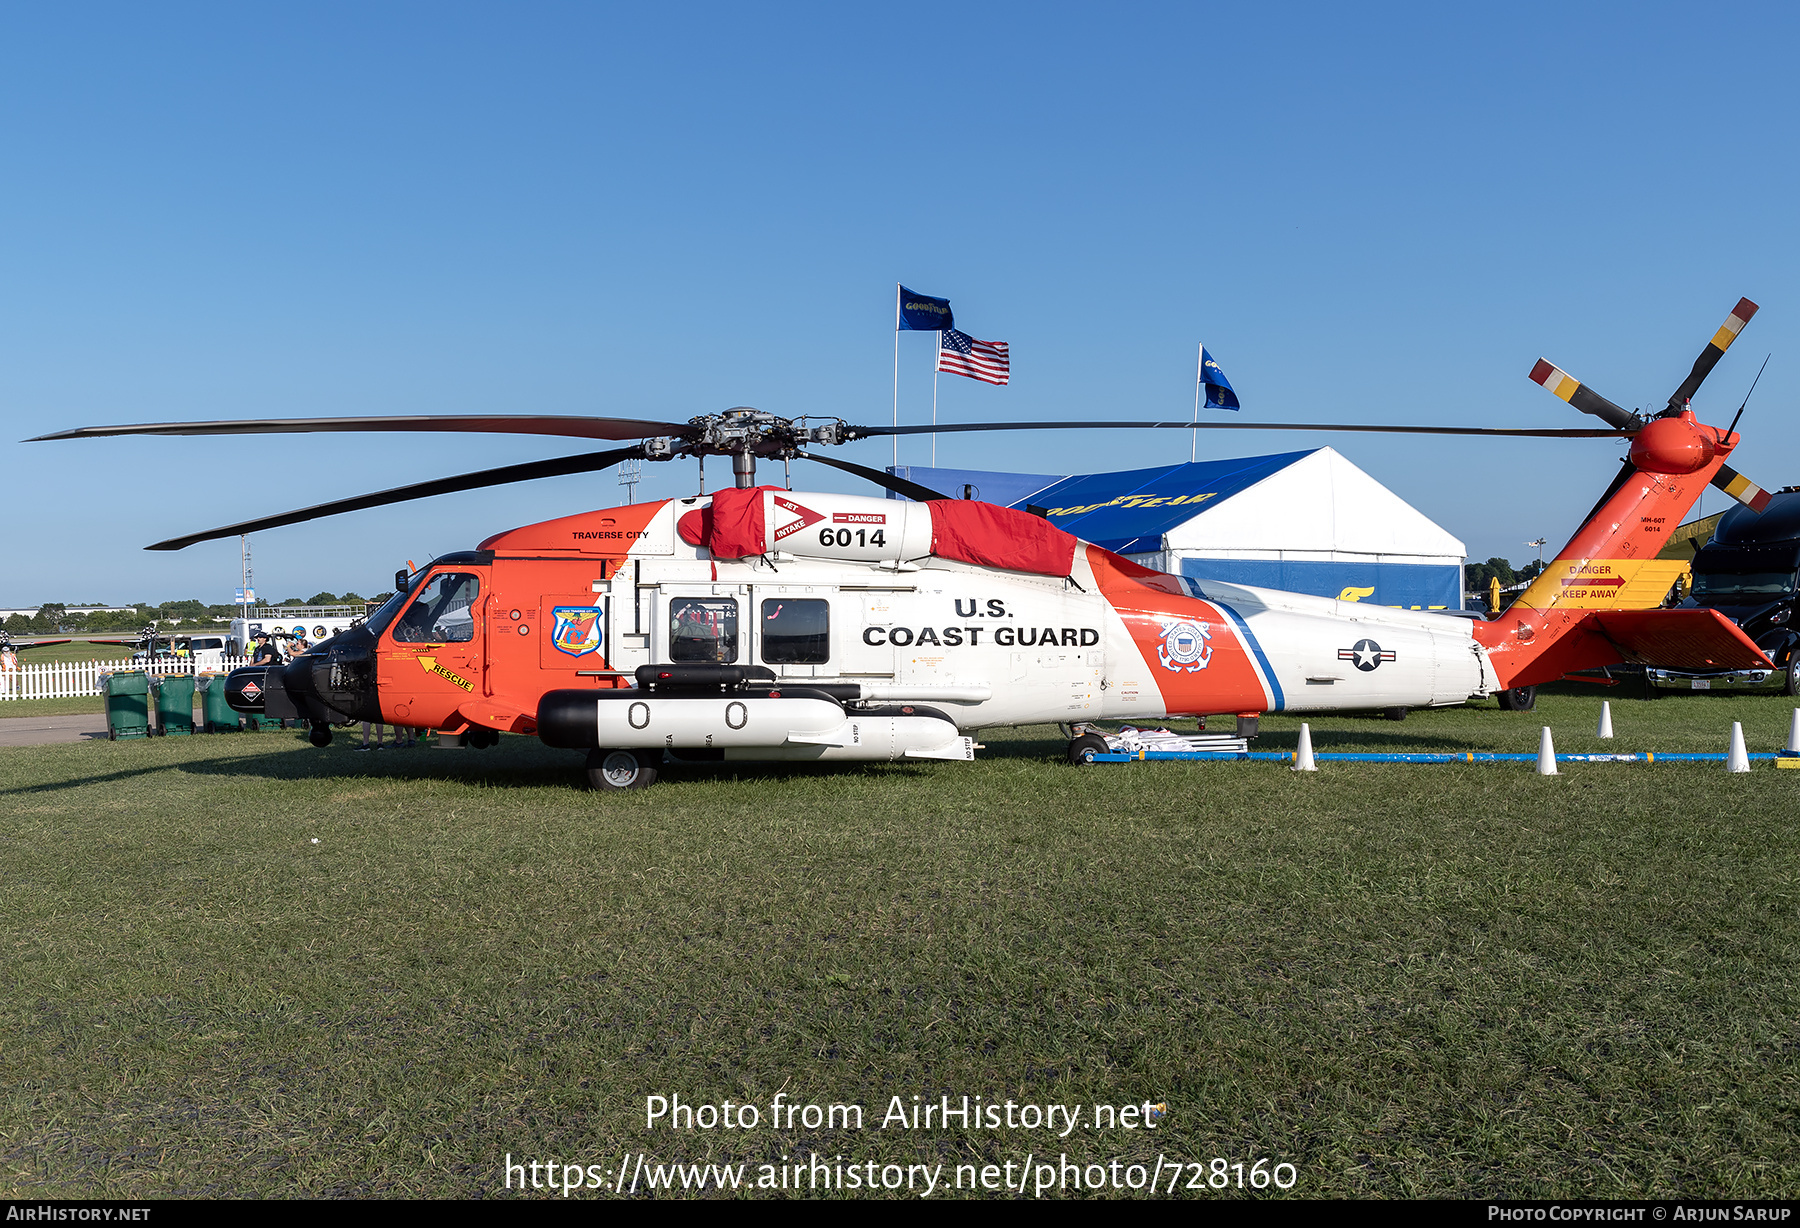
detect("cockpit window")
(361, 589), (410, 639)
(669, 597), (739, 663)
(393, 573), (481, 643)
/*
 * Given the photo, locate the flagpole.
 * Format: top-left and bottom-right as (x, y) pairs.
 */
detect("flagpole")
(892, 283), (901, 470)
(931, 334), (941, 468)
(1192, 341), (1202, 463)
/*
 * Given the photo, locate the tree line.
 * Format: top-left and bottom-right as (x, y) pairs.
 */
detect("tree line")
(1464, 557), (1547, 601)
(4, 592), (385, 635)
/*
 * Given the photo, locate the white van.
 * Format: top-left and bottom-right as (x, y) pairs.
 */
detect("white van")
(185, 635), (231, 666)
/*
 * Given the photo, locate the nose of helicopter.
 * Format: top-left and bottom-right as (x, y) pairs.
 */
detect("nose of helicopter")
(282, 625), (382, 724)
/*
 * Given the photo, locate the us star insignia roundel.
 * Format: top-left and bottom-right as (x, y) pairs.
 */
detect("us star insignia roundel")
(1338, 638), (1396, 672)
(1155, 617), (1213, 673)
(551, 606), (605, 658)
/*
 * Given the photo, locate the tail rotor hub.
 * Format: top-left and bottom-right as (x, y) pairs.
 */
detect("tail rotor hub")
(1628, 411), (1718, 475)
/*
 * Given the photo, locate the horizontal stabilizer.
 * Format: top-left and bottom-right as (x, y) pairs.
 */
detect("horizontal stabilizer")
(1588, 608), (1771, 671)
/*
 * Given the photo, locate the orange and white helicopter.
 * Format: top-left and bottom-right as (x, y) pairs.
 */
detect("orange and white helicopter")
(32, 299), (1778, 788)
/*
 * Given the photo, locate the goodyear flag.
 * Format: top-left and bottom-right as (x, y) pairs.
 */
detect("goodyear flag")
(1200, 347), (1240, 411)
(898, 286), (953, 331)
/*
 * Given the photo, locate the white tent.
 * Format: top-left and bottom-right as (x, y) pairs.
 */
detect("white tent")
(893, 447), (1468, 609)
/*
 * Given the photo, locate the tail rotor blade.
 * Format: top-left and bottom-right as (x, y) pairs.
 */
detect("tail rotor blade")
(1528, 360), (1639, 430)
(145, 444), (649, 550)
(1668, 297), (1758, 413)
(1710, 463), (1773, 514)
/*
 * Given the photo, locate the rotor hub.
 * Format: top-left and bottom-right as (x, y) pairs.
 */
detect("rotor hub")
(672, 408), (845, 461)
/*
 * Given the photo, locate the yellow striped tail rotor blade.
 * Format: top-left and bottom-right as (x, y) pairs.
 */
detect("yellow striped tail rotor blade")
(1711, 463), (1772, 514)
(1668, 297), (1758, 411)
(1528, 360), (1637, 429)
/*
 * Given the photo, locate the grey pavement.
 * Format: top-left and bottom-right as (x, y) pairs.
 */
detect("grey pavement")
(0, 712), (112, 746)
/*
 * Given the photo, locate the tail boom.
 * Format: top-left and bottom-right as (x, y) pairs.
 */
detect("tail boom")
(1474, 415), (1768, 688)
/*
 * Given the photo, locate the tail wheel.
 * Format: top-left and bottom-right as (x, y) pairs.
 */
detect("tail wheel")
(587, 748), (659, 791)
(1067, 733), (1111, 766)
(467, 727), (499, 749)
(309, 724), (333, 747)
(1384, 706), (1409, 721)
(1496, 686), (1537, 711)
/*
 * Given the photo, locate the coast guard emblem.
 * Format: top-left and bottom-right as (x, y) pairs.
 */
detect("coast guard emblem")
(551, 606), (605, 658)
(1155, 618), (1213, 672)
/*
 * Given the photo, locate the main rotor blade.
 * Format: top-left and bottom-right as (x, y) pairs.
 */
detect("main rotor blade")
(145, 444), (649, 550)
(792, 452), (952, 501)
(1667, 297), (1759, 413)
(30, 414), (693, 444)
(852, 420), (1628, 439)
(1528, 361), (1639, 430)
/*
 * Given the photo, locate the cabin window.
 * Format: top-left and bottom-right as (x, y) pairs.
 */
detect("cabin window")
(669, 597), (739, 663)
(760, 599), (829, 664)
(393, 573), (481, 643)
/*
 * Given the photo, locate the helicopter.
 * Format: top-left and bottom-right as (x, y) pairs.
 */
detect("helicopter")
(29, 298), (1776, 789)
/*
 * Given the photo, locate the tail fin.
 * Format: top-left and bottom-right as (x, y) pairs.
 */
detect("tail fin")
(1473, 410), (1770, 688)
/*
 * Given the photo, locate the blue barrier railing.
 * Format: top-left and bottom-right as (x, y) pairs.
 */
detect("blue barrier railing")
(1092, 750), (1798, 764)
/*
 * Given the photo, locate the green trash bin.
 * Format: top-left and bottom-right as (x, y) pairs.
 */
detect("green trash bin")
(198, 674), (241, 733)
(102, 671), (151, 740)
(153, 674), (196, 736)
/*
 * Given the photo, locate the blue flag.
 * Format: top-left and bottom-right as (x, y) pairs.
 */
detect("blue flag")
(897, 286), (953, 331)
(1200, 347), (1240, 411)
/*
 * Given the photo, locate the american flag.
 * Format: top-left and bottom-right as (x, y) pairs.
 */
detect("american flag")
(936, 328), (1009, 385)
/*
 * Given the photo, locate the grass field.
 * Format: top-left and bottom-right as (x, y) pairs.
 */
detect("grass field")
(2, 686), (1798, 1199)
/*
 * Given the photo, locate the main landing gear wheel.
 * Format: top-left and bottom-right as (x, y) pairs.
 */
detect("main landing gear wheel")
(1384, 706), (1409, 721)
(1496, 686), (1537, 712)
(587, 748), (659, 791)
(1067, 733), (1111, 766)
(309, 724), (333, 747)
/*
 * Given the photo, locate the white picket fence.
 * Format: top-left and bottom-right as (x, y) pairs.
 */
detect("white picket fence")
(0, 657), (255, 702)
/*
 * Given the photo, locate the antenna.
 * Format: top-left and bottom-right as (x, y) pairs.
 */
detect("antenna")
(1725, 354), (1771, 437)
(239, 534), (253, 620)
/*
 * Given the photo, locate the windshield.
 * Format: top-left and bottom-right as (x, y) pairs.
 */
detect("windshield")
(393, 573), (481, 643)
(360, 590), (411, 639)
(1691, 571), (1798, 601)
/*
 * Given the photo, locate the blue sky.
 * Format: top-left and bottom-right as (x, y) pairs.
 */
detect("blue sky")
(5, 2), (1797, 605)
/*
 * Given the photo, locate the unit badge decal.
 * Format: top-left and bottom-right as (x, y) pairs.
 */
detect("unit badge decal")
(551, 605), (605, 658)
(1338, 638), (1396, 672)
(1155, 617), (1213, 673)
